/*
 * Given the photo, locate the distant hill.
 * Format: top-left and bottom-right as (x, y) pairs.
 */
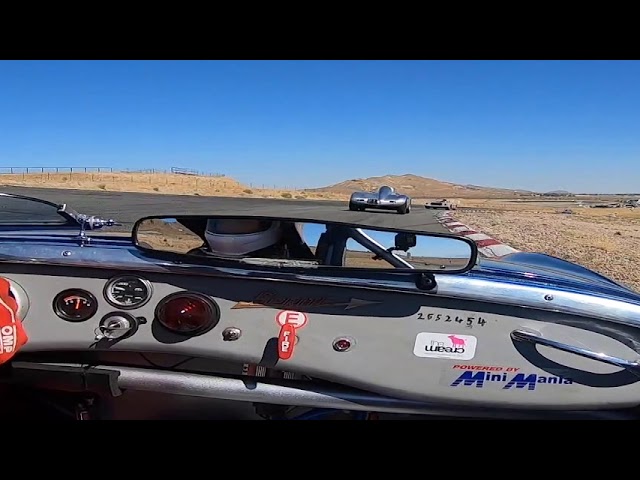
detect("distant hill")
(305, 174), (535, 199)
(543, 190), (573, 196)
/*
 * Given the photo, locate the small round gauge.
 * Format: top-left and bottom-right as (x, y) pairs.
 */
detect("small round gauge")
(53, 289), (98, 322)
(104, 275), (153, 310)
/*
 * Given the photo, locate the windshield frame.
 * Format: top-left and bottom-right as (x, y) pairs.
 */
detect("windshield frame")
(0, 192), (79, 227)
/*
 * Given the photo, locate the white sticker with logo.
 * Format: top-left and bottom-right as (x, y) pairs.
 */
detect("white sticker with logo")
(275, 310), (308, 329)
(413, 332), (477, 360)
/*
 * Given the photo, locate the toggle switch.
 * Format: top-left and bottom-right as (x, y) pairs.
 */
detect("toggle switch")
(277, 324), (297, 360)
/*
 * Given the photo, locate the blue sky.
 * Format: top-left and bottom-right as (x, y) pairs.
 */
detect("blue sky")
(0, 60), (637, 193)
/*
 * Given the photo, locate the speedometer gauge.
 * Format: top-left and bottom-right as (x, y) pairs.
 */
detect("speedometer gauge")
(104, 275), (153, 309)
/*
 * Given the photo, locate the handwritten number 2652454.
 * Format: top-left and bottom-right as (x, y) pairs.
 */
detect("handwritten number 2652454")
(416, 312), (486, 327)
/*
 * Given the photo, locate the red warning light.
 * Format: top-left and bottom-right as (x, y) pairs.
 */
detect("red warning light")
(155, 292), (219, 335)
(332, 337), (353, 352)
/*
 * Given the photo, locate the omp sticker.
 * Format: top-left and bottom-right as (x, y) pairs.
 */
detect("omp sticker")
(276, 310), (308, 329)
(0, 277), (28, 364)
(413, 332), (477, 360)
(0, 325), (16, 354)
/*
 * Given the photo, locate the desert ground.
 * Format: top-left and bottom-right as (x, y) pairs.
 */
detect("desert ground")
(0, 171), (543, 204)
(454, 203), (640, 292)
(0, 171), (349, 201)
(1, 170), (637, 291)
(136, 219), (205, 253)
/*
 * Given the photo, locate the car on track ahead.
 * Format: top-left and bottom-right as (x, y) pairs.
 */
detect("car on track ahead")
(348, 186), (411, 214)
(425, 198), (456, 210)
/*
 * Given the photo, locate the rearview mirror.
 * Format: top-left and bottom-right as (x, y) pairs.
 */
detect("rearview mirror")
(132, 215), (478, 274)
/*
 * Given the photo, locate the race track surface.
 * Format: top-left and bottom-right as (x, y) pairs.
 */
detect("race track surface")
(0, 185), (448, 234)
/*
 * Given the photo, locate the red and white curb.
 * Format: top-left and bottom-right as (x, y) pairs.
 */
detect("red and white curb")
(436, 212), (519, 258)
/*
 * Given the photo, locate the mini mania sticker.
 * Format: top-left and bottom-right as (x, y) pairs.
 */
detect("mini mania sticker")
(447, 364), (573, 391)
(413, 332), (477, 360)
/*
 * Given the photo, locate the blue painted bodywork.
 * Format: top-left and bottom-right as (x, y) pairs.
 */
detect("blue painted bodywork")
(0, 228), (638, 306)
(0, 191), (637, 307)
(476, 252), (638, 300)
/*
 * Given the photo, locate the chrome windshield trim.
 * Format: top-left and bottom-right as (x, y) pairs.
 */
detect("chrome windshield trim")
(1, 240), (640, 329)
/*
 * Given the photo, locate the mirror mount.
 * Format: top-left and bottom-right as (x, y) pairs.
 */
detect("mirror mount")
(415, 272), (437, 291)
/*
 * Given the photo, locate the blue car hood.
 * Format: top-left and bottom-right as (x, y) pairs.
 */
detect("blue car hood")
(2, 229), (638, 304)
(471, 251), (640, 302)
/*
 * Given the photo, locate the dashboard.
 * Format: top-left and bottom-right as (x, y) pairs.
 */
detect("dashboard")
(2, 263), (271, 359)
(2, 261), (431, 367)
(0, 259), (473, 399)
(6, 258), (639, 409)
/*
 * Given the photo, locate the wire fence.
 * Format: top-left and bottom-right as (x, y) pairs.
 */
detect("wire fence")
(0, 166), (226, 176)
(0, 166), (309, 191)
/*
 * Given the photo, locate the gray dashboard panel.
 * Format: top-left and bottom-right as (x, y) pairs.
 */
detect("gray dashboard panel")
(3, 262), (640, 410)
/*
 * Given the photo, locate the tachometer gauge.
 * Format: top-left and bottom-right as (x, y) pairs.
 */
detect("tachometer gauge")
(104, 275), (152, 309)
(53, 289), (99, 322)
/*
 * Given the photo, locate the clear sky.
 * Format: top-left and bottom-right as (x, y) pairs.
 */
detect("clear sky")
(0, 60), (637, 193)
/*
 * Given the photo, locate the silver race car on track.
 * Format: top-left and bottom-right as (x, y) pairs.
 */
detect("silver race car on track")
(349, 186), (411, 214)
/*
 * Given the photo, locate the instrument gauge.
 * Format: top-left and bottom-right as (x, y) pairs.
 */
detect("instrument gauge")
(53, 289), (99, 322)
(104, 275), (153, 310)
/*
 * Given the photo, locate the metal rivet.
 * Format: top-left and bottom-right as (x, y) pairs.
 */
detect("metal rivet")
(544, 294), (553, 301)
(62, 251), (72, 257)
(332, 337), (354, 352)
(222, 327), (242, 341)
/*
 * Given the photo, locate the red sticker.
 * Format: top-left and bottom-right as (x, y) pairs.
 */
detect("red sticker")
(278, 324), (297, 360)
(275, 310), (308, 329)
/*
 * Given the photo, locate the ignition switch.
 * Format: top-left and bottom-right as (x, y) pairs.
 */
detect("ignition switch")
(95, 312), (139, 341)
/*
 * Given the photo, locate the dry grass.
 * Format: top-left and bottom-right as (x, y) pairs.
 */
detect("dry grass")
(457, 197), (640, 212)
(453, 208), (640, 292)
(0, 172), (347, 201)
(2, 173), (632, 209)
(136, 219), (204, 254)
(0, 171), (542, 203)
(344, 251), (468, 270)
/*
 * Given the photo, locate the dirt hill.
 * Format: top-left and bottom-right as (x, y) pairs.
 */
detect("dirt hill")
(0, 172), (346, 201)
(306, 174), (532, 199)
(0, 171), (533, 201)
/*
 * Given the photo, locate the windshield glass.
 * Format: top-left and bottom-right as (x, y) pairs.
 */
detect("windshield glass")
(0, 194), (70, 225)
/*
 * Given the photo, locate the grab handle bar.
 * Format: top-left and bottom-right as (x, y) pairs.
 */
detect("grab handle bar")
(510, 329), (640, 373)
